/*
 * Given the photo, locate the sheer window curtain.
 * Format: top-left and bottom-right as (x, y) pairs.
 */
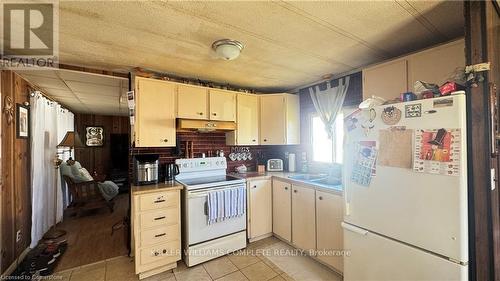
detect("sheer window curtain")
(30, 92), (74, 248)
(308, 77), (350, 139)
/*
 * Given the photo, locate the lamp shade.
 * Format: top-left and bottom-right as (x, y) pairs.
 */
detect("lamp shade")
(57, 131), (84, 148)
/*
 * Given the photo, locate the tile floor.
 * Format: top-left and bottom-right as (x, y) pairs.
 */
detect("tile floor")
(52, 237), (342, 281)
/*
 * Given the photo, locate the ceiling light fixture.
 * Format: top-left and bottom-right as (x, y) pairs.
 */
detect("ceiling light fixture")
(212, 39), (244, 61)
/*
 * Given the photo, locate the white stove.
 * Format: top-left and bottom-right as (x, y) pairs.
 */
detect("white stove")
(175, 157), (247, 267)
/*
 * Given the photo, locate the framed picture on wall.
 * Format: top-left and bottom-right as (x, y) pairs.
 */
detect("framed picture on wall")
(16, 104), (29, 139)
(85, 126), (104, 147)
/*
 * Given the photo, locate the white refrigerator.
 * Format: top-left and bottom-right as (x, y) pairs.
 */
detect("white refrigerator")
(342, 93), (468, 280)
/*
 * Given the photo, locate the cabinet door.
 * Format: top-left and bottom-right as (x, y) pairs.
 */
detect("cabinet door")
(249, 179), (272, 239)
(272, 180), (291, 242)
(260, 95), (285, 145)
(316, 191), (344, 272)
(236, 94), (259, 145)
(209, 89), (236, 121)
(407, 40), (465, 87)
(363, 59), (407, 101)
(177, 85), (208, 119)
(135, 78), (176, 147)
(286, 95), (300, 145)
(291, 185), (316, 252)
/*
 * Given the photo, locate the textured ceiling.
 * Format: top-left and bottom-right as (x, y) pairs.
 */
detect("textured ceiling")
(16, 69), (129, 116)
(57, 1), (464, 92)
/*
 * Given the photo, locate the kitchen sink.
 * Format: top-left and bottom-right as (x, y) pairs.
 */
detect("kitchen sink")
(288, 174), (342, 190)
(312, 178), (342, 186)
(288, 174), (327, 181)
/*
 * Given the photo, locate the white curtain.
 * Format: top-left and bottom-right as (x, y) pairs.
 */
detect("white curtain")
(309, 77), (350, 139)
(30, 92), (74, 248)
(57, 106), (74, 213)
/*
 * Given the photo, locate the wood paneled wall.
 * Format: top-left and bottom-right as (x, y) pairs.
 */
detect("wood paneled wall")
(74, 114), (129, 176)
(0, 71), (32, 273)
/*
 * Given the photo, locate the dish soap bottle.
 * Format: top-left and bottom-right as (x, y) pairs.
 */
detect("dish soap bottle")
(301, 152), (308, 173)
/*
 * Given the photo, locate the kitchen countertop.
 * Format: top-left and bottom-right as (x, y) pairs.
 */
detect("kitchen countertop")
(131, 181), (183, 195)
(229, 171), (343, 195)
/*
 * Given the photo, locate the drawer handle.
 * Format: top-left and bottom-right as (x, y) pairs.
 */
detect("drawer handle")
(252, 185), (257, 189)
(318, 196), (323, 200)
(212, 112), (217, 116)
(154, 216), (166, 221)
(285, 187), (288, 190)
(153, 251), (160, 256)
(155, 233), (166, 238)
(154, 199), (166, 203)
(293, 190), (297, 193)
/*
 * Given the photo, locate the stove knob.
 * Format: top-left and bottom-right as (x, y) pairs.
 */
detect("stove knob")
(183, 163), (188, 168)
(215, 161), (220, 166)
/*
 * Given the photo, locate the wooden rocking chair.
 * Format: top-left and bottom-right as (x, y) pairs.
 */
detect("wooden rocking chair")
(63, 175), (114, 216)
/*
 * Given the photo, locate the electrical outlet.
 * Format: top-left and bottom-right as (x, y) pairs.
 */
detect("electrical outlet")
(16, 230), (21, 242)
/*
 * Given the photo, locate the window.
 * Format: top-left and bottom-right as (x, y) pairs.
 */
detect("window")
(311, 113), (343, 164)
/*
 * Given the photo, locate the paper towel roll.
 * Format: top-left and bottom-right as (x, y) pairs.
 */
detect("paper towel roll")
(288, 153), (296, 172)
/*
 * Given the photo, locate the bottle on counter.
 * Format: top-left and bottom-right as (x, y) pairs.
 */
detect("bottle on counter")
(301, 152), (308, 173)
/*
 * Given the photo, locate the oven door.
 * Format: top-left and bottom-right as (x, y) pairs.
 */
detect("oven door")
(187, 184), (247, 245)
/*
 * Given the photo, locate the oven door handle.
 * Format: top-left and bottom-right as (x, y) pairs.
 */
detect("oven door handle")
(187, 184), (246, 197)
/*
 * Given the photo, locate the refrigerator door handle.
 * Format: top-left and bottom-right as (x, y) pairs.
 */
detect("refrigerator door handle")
(341, 222), (368, 236)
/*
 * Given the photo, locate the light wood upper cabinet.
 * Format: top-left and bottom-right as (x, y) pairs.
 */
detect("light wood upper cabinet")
(248, 179), (272, 241)
(362, 39), (465, 102)
(291, 184), (316, 252)
(363, 59), (408, 101)
(209, 89), (236, 121)
(177, 84), (208, 120)
(260, 94), (300, 145)
(316, 190), (344, 273)
(407, 39), (465, 88)
(272, 179), (291, 242)
(226, 93), (259, 146)
(134, 77), (176, 147)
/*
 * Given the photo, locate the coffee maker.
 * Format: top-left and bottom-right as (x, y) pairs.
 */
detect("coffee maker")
(165, 163), (179, 182)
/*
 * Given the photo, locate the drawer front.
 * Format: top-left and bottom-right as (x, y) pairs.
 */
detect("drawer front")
(139, 240), (180, 267)
(140, 224), (179, 247)
(140, 208), (179, 229)
(139, 191), (178, 211)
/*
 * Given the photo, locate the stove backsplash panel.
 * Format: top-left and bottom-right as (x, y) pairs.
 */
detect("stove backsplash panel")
(130, 132), (301, 180)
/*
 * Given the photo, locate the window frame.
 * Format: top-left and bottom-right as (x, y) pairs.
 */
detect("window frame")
(309, 112), (343, 165)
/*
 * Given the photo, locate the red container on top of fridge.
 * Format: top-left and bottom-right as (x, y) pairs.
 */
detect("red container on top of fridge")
(439, 82), (462, 96)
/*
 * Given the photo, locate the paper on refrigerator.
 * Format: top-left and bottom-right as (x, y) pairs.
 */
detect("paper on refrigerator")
(413, 128), (461, 176)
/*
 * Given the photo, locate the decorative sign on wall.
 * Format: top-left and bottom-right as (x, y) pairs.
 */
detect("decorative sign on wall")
(86, 126), (104, 147)
(229, 147), (252, 161)
(16, 104), (29, 138)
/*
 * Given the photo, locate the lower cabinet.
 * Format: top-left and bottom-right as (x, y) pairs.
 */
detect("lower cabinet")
(248, 179), (272, 241)
(272, 179), (291, 242)
(316, 190), (344, 273)
(131, 188), (181, 279)
(291, 184), (316, 252)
